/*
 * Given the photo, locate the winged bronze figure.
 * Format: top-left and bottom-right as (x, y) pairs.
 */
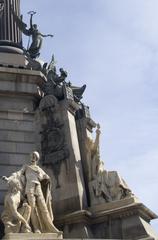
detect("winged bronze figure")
(11, 8), (53, 58)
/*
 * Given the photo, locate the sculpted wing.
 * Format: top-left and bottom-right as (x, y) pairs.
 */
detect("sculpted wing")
(11, 9), (31, 36)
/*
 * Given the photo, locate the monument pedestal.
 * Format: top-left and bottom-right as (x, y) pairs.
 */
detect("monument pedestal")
(3, 232), (63, 240)
(55, 197), (158, 239)
(89, 197), (158, 240)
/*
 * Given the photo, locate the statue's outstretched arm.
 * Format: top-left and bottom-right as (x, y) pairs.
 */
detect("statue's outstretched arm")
(40, 33), (54, 38)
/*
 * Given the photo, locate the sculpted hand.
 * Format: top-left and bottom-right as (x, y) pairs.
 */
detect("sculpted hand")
(44, 174), (50, 183)
(96, 128), (101, 135)
(96, 123), (101, 135)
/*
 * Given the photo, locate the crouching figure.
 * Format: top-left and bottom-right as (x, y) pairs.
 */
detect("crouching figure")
(1, 151), (59, 235)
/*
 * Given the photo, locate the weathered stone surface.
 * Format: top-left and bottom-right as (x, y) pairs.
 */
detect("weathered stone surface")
(0, 119), (35, 132)
(0, 130), (35, 143)
(0, 152), (30, 165)
(0, 53), (27, 68)
(39, 97), (88, 217)
(3, 232), (63, 240)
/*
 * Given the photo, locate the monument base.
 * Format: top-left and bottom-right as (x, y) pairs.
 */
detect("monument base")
(2, 232), (63, 240)
(55, 197), (158, 239)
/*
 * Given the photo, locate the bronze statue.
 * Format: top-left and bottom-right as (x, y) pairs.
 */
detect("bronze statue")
(11, 9), (53, 58)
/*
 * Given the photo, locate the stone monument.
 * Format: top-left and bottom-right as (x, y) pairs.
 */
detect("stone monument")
(0, 1), (157, 240)
(1, 151), (62, 239)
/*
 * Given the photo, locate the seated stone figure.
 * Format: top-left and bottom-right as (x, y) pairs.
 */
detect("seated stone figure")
(1, 151), (59, 235)
(89, 160), (133, 205)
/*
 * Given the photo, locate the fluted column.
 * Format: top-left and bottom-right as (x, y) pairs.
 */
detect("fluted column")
(0, 0), (21, 44)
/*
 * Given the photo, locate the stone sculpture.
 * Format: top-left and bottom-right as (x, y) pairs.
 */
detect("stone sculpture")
(11, 9), (53, 58)
(1, 151), (59, 234)
(86, 123), (101, 181)
(66, 82), (86, 102)
(87, 125), (133, 205)
(41, 55), (86, 101)
(90, 161), (133, 205)
(1, 174), (31, 234)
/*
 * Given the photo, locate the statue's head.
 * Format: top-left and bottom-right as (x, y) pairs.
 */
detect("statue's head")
(8, 178), (21, 194)
(30, 151), (40, 164)
(33, 24), (37, 30)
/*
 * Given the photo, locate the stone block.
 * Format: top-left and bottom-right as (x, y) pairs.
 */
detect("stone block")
(0, 119), (35, 132)
(0, 130), (35, 143)
(2, 232), (63, 239)
(0, 95), (34, 112)
(0, 110), (34, 122)
(0, 80), (37, 94)
(0, 152), (29, 165)
(0, 141), (35, 154)
(0, 67), (45, 86)
(122, 216), (158, 239)
(0, 53), (27, 68)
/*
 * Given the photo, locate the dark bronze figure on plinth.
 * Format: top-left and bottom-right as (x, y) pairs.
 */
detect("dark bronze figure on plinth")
(12, 9), (53, 58)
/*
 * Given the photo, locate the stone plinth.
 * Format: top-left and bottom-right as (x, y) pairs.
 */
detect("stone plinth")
(89, 197), (158, 240)
(55, 197), (158, 239)
(3, 232), (63, 240)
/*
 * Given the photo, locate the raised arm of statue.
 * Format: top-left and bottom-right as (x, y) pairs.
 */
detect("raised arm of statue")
(93, 124), (101, 152)
(40, 33), (54, 38)
(30, 14), (33, 29)
(28, 11), (36, 29)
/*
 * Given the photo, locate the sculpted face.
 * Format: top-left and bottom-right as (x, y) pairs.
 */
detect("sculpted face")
(33, 24), (37, 30)
(30, 151), (40, 164)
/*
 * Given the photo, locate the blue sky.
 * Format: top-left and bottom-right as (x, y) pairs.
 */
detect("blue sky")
(21, 0), (158, 231)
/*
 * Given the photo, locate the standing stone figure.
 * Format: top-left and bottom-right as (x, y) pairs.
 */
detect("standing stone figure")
(2, 151), (59, 234)
(86, 124), (101, 181)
